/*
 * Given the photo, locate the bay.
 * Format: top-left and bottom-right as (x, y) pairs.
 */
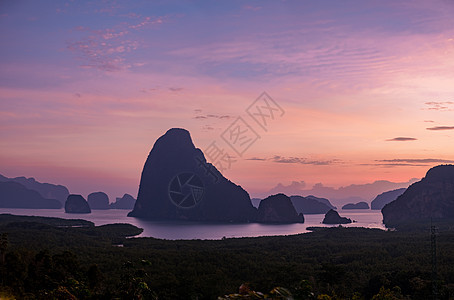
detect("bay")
(0, 208), (385, 240)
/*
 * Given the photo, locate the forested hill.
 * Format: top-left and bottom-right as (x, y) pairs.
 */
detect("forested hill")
(1, 214), (454, 299)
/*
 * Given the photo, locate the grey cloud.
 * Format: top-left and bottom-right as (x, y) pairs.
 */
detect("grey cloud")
(427, 126), (454, 131)
(386, 137), (417, 141)
(248, 155), (341, 165)
(376, 158), (454, 164)
(169, 87), (183, 92)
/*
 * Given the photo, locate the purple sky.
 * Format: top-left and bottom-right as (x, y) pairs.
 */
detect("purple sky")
(1, 1), (454, 201)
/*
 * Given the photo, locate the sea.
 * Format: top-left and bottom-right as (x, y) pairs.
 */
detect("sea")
(0, 208), (386, 240)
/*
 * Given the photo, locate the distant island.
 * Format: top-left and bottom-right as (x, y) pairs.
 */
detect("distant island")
(371, 188), (406, 210)
(342, 202), (369, 209)
(109, 194), (136, 209)
(290, 195), (335, 214)
(253, 195), (336, 214)
(0, 173), (136, 211)
(0, 181), (62, 209)
(65, 194), (91, 214)
(257, 194), (304, 223)
(87, 192), (110, 210)
(0, 174), (68, 208)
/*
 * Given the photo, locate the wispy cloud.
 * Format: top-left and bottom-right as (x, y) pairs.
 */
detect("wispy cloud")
(246, 155), (341, 166)
(67, 16), (165, 71)
(193, 109), (233, 120)
(375, 158), (454, 166)
(243, 5), (262, 12)
(246, 157), (267, 161)
(426, 126), (454, 131)
(424, 101), (454, 111)
(169, 87), (184, 92)
(386, 137), (417, 141)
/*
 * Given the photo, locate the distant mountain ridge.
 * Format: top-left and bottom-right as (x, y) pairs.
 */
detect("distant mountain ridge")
(265, 178), (418, 207)
(290, 195), (334, 214)
(0, 174), (69, 204)
(0, 181), (62, 209)
(371, 188), (406, 210)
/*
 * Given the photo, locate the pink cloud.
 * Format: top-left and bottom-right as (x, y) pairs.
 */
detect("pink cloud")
(67, 16), (164, 71)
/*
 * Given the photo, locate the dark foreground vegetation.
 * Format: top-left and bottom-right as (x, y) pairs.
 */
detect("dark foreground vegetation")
(0, 214), (453, 299)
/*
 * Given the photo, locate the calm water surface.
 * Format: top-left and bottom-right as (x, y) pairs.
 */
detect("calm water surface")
(0, 208), (385, 240)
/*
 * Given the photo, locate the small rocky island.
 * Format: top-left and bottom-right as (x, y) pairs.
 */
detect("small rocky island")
(110, 193), (136, 209)
(257, 194), (304, 223)
(65, 194), (91, 214)
(322, 209), (352, 224)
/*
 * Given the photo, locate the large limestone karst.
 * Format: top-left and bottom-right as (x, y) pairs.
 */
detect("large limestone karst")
(128, 128), (258, 222)
(382, 165), (454, 227)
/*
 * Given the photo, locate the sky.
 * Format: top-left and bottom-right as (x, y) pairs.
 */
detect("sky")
(1, 0), (454, 202)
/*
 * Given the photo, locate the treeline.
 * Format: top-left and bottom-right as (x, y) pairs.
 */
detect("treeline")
(0, 214), (453, 299)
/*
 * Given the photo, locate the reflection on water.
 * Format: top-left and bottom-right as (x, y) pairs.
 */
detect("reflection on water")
(0, 208), (385, 240)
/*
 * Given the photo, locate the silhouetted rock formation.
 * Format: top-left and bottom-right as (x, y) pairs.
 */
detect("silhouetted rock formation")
(0, 174), (69, 205)
(342, 202), (369, 209)
(257, 194), (304, 223)
(110, 194), (136, 209)
(290, 195), (333, 214)
(371, 188), (406, 210)
(0, 181), (62, 209)
(382, 165), (454, 227)
(305, 195), (336, 209)
(128, 128), (258, 222)
(87, 192), (109, 210)
(65, 194), (91, 214)
(322, 209), (352, 224)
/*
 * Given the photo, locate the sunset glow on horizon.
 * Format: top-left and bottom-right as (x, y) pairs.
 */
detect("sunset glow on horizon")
(1, 1), (454, 201)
